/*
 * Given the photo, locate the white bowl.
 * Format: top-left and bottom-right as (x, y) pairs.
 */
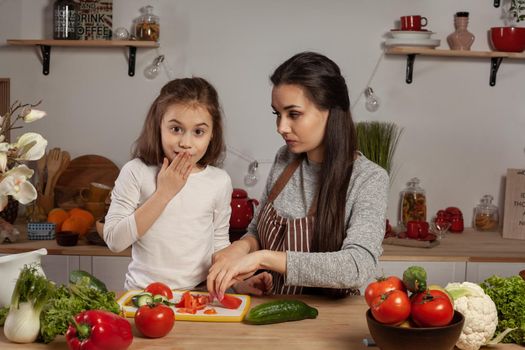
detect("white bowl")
(390, 30), (434, 40)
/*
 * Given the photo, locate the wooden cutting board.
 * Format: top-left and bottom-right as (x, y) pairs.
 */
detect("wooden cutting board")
(54, 155), (120, 207)
(117, 290), (251, 322)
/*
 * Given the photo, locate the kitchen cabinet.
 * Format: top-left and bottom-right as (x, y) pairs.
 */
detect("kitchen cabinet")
(6, 39), (159, 76)
(385, 47), (525, 86)
(466, 262), (525, 283)
(92, 256), (131, 291)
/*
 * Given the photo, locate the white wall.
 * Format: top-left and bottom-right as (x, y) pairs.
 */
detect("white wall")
(1, 0), (523, 226)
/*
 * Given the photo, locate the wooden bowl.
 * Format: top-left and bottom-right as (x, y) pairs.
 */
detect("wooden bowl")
(366, 309), (464, 350)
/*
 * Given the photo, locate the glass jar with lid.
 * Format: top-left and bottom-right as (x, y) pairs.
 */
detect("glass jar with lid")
(134, 5), (160, 42)
(473, 194), (499, 231)
(399, 177), (427, 230)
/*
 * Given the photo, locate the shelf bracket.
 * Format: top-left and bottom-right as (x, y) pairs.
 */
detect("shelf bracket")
(405, 54), (416, 84)
(40, 45), (51, 75)
(489, 57), (503, 86)
(494, 0), (500, 8)
(128, 46), (137, 76)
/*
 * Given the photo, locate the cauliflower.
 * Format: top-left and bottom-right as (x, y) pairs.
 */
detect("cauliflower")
(445, 282), (498, 350)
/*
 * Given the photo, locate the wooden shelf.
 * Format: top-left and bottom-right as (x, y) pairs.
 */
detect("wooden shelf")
(6, 39), (160, 76)
(385, 47), (525, 86)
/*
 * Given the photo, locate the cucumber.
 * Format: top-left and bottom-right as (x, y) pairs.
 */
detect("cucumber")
(152, 294), (168, 303)
(244, 300), (318, 325)
(69, 270), (108, 292)
(132, 293), (154, 307)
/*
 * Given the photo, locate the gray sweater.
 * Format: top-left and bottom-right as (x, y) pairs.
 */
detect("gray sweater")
(246, 146), (389, 289)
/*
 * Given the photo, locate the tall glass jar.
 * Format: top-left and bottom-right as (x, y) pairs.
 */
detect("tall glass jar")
(53, 0), (80, 40)
(399, 177), (427, 230)
(134, 5), (160, 42)
(474, 195), (499, 231)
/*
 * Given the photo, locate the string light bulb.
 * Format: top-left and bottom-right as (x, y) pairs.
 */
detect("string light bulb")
(144, 55), (165, 79)
(364, 87), (380, 112)
(244, 160), (259, 186)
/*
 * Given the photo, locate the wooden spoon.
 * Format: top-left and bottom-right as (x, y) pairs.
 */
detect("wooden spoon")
(44, 148), (63, 196)
(36, 153), (47, 194)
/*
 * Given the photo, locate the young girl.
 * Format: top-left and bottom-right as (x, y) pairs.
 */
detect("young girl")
(104, 77), (233, 291)
(208, 52), (389, 299)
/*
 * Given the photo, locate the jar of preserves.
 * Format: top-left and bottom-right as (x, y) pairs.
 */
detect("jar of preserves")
(134, 5), (160, 42)
(474, 195), (499, 231)
(399, 177), (427, 230)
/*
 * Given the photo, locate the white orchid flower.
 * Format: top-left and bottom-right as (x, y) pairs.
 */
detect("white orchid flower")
(22, 109), (46, 123)
(0, 164), (37, 210)
(14, 132), (47, 161)
(0, 142), (9, 173)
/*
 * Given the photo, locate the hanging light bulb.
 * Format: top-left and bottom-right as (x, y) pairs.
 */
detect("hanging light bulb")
(244, 160), (259, 187)
(364, 87), (380, 112)
(144, 55), (165, 79)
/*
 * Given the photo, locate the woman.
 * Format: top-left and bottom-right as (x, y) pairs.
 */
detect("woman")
(207, 52), (388, 299)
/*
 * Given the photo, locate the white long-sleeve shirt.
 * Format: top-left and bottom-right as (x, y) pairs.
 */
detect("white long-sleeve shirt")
(104, 158), (232, 290)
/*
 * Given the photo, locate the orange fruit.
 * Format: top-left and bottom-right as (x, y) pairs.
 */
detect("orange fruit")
(47, 208), (69, 232)
(68, 208), (95, 228)
(61, 216), (90, 236)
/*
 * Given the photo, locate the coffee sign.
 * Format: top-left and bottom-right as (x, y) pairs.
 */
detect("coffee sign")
(502, 168), (525, 240)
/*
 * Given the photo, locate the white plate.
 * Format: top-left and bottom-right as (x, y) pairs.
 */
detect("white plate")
(389, 30), (435, 39)
(385, 38), (441, 48)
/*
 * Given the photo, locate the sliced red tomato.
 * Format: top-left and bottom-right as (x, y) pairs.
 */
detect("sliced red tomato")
(219, 294), (242, 309)
(364, 276), (406, 307)
(176, 307), (197, 314)
(204, 308), (217, 315)
(145, 282), (173, 299)
(175, 291), (211, 313)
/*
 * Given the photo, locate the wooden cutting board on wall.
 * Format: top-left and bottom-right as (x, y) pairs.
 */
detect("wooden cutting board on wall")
(55, 155), (120, 207)
(503, 168), (525, 240)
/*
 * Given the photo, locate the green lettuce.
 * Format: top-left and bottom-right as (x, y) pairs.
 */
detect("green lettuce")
(480, 275), (525, 344)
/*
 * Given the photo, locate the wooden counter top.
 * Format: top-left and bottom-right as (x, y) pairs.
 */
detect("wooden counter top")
(0, 295), (521, 350)
(1, 226), (524, 263)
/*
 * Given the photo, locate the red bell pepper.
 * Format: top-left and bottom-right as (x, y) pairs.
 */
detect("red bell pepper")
(66, 310), (133, 350)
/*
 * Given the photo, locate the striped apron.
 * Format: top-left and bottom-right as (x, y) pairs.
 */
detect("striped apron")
(258, 158), (359, 296)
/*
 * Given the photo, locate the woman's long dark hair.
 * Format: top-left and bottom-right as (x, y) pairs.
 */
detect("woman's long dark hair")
(270, 52), (357, 254)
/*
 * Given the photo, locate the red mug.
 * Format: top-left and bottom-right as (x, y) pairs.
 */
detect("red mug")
(400, 15), (428, 31)
(406, 220), (429, 239)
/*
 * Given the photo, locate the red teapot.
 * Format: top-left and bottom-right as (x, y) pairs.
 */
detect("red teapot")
(230, 188), (259, 231)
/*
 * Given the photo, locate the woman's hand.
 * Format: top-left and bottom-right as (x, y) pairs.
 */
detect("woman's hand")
(156, 153), (193, 200)
(233, 272), (273, 296)
(208, 250), (266, 300)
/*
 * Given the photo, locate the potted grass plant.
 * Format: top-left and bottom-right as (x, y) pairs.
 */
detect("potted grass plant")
(355, 121), (402, 177)
(356, 121), (403, 236)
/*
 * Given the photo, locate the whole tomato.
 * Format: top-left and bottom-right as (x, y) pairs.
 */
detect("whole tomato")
(410, 290), (454, 327)
(365, 276), (406, 307)
(144, 282), (173, 299)
(370, 289), (411, 325)
(135, 303), (175, 338)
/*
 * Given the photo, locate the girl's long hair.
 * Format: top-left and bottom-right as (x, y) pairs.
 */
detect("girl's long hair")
(270, 52), (357, 254)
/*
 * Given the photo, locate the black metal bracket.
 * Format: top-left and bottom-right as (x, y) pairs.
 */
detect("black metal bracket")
(40, 45), (51, 75)
(128, 46), (137, 76)
(494, 0), (500, 8)
(490, 57), (503, 86)
(405, 54), (416, 84)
